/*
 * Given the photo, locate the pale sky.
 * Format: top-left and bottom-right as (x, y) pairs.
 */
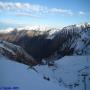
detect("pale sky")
(0, 0), (90, 28)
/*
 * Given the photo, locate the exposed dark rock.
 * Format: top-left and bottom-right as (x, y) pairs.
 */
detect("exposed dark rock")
(0, 23), (90, 63)
(0, 40), (38, 66)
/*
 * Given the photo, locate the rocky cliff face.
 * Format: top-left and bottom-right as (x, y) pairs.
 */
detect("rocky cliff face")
(0, 23), (90, 64)
(0, 40), (38, 66)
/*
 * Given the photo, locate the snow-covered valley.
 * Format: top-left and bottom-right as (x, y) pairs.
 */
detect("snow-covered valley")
(0, 56), (90, 90)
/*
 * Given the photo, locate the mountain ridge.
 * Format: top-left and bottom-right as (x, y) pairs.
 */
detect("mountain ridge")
(0, 23), (90, 64)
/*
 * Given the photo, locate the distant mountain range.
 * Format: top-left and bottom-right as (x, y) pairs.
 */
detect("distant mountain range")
(0, 23), (90, 66)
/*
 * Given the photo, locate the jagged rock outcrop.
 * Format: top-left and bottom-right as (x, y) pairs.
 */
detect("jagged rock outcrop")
(0, 40), (38, 66)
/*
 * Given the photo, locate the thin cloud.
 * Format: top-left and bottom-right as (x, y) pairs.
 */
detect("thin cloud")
(49, 8), (73, 16)
(0, 1), (73, 16)
(0, 1), (46, 12)
(79, 11), (86, 15)
(15, 12), (41, 18)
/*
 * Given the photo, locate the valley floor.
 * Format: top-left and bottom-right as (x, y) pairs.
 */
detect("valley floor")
(0, 56), (90, 90)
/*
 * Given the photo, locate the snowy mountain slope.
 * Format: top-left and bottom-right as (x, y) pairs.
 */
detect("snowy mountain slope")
(57, 24), (90, 56)
(34, 56), (90, 90)
(0, 23), (90, 62)
(0, 55), (90, 90)
(0, 56), (67, 90)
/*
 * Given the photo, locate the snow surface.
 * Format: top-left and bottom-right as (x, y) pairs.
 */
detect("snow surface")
(35, 56), (90, 90)
(0, 56), (66, 90)
(0, 56), (90, 90)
